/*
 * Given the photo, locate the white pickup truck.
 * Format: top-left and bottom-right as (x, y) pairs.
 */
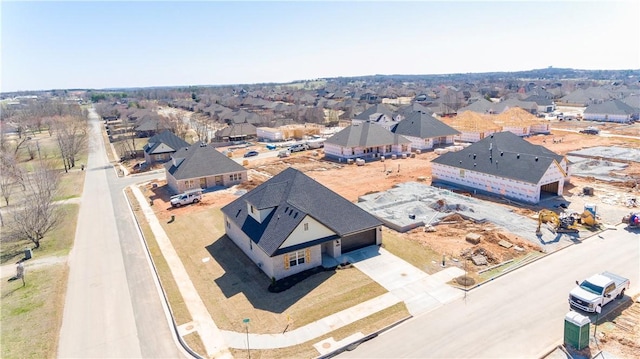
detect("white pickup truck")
(569, 272), (630, 313)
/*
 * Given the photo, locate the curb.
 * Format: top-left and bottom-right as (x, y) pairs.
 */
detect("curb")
(315, 315), (413, 359)
(124, 185), (202, 359)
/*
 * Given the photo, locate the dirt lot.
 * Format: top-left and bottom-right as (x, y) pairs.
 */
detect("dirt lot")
(144, 127), (638, 284)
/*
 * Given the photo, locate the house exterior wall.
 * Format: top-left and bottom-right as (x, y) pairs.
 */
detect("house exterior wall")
(583, 113), (631, 123)
(224, 215), (322, 280)
(166, 170), (247, 194)
(248, 204), (274, 223)
(279, 215), (335, 249)
(256, 127), (284, 141)
(454, 130), (498, 143)
(501, 126), (531, 137)
(530, 123), (551, 134)
(538, 163), (566, 195)
(145, 152), (172, 164)
(432, 163), (545, 203)
(324, 143), (410, 161)
(404, 135), (434, 150)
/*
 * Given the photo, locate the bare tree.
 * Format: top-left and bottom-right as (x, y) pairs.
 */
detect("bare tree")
(8, 161), (61, 248)
(52, 116), (88, 171)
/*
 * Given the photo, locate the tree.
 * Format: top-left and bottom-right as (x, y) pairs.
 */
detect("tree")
(53, 116), (88, 171)
(9, 161), (61, 248)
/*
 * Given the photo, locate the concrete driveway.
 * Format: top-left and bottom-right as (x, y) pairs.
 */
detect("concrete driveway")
(343, 246), (465, 315)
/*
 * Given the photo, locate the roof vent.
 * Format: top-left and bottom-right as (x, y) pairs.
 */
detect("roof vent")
(535, 157), (539, 161)
(500, 151), (504, 156)
(474, 163), (476, 167)
(459, 160), (462, 164)
(517, 154), (520, 159)
(473, 154), (476, 159)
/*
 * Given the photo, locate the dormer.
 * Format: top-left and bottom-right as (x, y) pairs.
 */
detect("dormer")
(246, 202), (274, 224)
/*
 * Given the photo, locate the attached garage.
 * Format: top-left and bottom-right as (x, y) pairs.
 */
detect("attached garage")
(341, 229), (377, 252)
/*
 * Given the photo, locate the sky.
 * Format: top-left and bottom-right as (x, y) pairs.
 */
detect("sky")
(1, 1), (639, 92)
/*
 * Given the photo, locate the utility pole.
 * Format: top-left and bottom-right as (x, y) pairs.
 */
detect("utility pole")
(243, 318), (250, 359)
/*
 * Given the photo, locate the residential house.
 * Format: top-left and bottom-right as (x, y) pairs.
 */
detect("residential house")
(164, 142), (247, 194)
(352, 104), (399, 131)
(583, 99), (637, 123)
(214, 123), (257, 142)
(390, 111), (460, 151)
(143, 130), (189, 164)
(221, 168), (383, 281)
(324, 121), (411, 162)
(441, 111), (501, 143)
(431, 131), (570, 204)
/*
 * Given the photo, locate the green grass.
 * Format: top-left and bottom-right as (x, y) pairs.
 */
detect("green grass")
(1, 264), (69, 359)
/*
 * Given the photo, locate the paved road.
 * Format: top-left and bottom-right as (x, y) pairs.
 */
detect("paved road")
(58, 108), (183, 358)
(340, 227), (639, 358)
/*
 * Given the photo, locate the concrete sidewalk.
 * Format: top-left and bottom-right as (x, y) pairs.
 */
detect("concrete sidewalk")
(130, 184), (466, 354)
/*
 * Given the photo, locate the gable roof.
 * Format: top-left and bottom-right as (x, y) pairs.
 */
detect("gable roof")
(221, 168), (382, 256)
(431, 131), (564, 184)
(391, 111), (460, 138)
(325, 121), (411, 148)
(144, 130), (189, 155)
(164, 142), (246, 180)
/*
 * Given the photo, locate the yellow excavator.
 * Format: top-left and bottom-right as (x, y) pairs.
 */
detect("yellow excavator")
(536, 209), (580, 235)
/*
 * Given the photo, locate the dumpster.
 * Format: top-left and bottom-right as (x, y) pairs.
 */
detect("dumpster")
(564, 311), (590, 350)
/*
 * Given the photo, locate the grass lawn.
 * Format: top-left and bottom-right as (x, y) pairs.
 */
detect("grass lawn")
(380, 227), (443, 274)
(0, 203), (79, 358)
(155, 204), (389, 334)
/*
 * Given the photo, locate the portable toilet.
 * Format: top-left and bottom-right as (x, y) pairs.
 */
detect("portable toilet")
(564, 311), (590, 350)
(584, 203), (597, 218)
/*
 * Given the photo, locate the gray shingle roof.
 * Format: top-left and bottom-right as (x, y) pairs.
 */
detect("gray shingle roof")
(584, 99), (636, 115)
(391, 111), (460, 138)
(221, 168), (382, 256)
(354, 104), (396, 120)
(325, 122), (410, 147)
(144, 130), (189, 155)
(164, 142), (246, 180)
(431, 131), (564, 184)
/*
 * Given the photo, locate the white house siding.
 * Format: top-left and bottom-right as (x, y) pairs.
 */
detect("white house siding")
(538, 163), (565, 195)
(501, 126), (531, 137)
(225, 215), (325, 280)
(224, 215), (276, 279)
(248, 204), (274, 224)
(404, 135), (434, 151)
(432, 163), (542, 203)
(454, 130), (498, 143)
(583, 113), (631, 123)
(257, 127), (284, 141)
(530, 123), (551, 134)
(324, 143), (410, 161)
(272, 246), (322, 280)
(167, 170), (247, 194)
(279, 215), (336, 250)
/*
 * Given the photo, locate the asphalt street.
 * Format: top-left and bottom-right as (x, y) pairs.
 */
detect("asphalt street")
(57, 109), (183, 358)
(339, 227), (639, 358)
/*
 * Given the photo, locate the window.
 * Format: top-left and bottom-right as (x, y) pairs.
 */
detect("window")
(303, 223), (309, 231)
(230, 173), (242, 181)
(250, 205), (254, 213)
(288, 250), (306, 267)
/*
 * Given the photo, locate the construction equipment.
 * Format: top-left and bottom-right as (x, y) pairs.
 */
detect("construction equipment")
(622, 212), (639, 229)
(536, 209), (579, 235)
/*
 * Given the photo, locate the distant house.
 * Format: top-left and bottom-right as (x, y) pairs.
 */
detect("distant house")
(583, 99), (636, 123)
(352, 104), (399, 131)
(134, 113), (172, 138)
(164, 142), (247, 194)
(390, 111), (460, 151)
(214, 123), (257, 142)
(221, 168), (383, 281)
(323, 121), (411, 162)
(143, 130), (189, 164)
(441, 111), (501, 143)
(431, 131), (570, 204)
(522, 95), (555, 113)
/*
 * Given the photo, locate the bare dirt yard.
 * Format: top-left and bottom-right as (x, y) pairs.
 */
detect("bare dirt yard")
(145, 124), (639, 282)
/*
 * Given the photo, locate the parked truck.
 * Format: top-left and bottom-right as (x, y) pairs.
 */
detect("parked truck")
(170, 188), (202, 208)
(569, 272), (630, 313)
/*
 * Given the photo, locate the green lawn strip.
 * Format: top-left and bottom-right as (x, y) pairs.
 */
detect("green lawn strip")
(0, 264), (69, 359)
(228, 302), (410, 359)
(381, 228), (442, 274)
(54, 169), (86, 201)
(156, 205), (389, 334)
